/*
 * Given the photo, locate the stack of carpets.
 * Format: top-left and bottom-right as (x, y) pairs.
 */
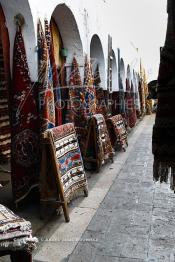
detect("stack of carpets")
(0, 204), (37, 252)
(107, 114), (128, 151)
(0, 39), (11, 163)
(40, 123), (88, 203)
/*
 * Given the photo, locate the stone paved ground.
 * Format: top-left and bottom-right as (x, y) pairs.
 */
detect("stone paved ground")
(68, 116), (175, 262)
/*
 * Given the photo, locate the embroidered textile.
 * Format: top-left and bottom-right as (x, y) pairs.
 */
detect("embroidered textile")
(40, 123), (88, 201)
(11, 28), (39, 204)
(0, 204), (37, 251)
(107, 114), (128, 151)
(0, 38), (11, 162)
(37, 20), (55, 132)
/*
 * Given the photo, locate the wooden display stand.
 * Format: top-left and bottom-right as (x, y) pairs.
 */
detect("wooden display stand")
(40, 124), (88, 222)
(84, 117), (113, 172)
(106, 115), (128, 152)
(40, 131), (70, 222)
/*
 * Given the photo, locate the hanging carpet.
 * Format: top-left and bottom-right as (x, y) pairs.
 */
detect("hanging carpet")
(11, 28), (40, 204)
(83, 56), (96, 117)
(66, 57), (87, 155)
(94, 64), (108, 118)
(0, 38), (11, 163)
(37, 19), (55, 132)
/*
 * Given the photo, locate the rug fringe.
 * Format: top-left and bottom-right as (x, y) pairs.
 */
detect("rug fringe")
(153, 159), (175, 192)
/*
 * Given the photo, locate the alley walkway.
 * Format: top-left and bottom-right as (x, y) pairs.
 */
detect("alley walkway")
(67, 115), (175, 262)
(33, 115), (175, 262)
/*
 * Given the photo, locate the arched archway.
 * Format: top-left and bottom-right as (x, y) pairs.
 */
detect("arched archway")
(51, 4), (83, 67)
(0, 0), (37, 80)
(112, 50), (118, 91)
(1, 0), (38, 81)
(90, 34), (105, 89)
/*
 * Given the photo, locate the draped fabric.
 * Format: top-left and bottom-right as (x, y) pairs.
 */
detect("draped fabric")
(37, 20), (55, 132)
(66, 57), (87, 154)
(11, 28), (40, 204)
(0, 38), (11, 162)
(45, 19), (62, 126)
(94, 65), (108, 118)
(152, 0), (175, 191)
(83, 56), (96, 117)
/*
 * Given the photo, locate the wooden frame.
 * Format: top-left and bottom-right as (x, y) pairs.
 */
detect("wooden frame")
(40, 131), (70, 222)
(40, 125), (88, 222)
(84, 116), (113, 172)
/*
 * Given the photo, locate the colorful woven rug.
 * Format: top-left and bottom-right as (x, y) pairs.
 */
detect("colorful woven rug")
(11, 27), (40, 204)
(37, 20), (55, 132)
(45, 19), (62, 126)
(86, 114), (113, 167)
(0, 204), (37, 251)
(40, 123), (88, 202)
(0, 38), (11, 163)
(107, 114), (128, 151)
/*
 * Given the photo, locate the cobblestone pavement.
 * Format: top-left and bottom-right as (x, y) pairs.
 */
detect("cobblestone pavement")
(68, 116), (175, 262)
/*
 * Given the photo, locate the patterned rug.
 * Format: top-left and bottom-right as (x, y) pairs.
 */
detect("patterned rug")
(45, 19), (62, 126)
(40, 123), (88, 202)
(107, 114), (128, 151)
(0, 38), (11, 163)
(86, 114), (113, 167)
(11, 27), (40, 204)
(0, 204), (37, 251)
(37, 19), (55, 132)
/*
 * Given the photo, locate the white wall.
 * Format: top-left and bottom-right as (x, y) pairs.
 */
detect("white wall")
(1, 0), (166, 84)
